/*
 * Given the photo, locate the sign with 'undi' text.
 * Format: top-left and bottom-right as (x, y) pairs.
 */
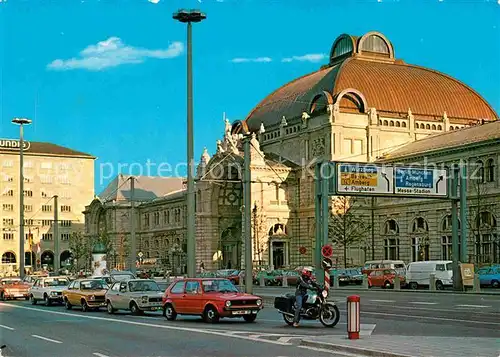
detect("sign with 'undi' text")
(0, 139), (31, 151)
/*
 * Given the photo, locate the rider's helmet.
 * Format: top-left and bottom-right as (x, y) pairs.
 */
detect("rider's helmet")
(301, 267), (313, 279)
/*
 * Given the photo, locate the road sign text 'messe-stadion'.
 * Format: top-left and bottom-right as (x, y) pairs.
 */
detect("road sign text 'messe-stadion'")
(335, 162), (448, 198)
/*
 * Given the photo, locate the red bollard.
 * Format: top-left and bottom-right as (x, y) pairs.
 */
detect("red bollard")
(347, 295), (360, 339)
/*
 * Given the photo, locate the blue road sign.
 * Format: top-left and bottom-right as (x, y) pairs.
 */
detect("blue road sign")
(394, 167), (447, 196)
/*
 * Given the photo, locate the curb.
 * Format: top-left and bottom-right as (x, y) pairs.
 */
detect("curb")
(299, 339), (416, 357)
(255, 287), (500, 296)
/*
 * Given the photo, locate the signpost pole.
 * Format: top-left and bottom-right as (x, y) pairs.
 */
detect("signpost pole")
(459, 164), (468, 263)
(315, 162), (324, 285)
(322, 163), (330, 246)
(451, 168), (461, 291)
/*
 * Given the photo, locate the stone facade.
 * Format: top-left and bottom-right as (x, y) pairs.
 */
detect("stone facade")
(82, 30), (499, 272)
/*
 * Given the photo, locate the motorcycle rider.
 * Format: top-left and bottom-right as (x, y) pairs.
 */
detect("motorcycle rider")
(293, 267), (318, 327)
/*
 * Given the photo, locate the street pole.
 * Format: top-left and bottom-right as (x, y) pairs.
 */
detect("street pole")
(371, 197), (375, 260)
(185, 20), (196, 278)
(12, 117), (31, 279)
(53, 195), (59, 272)
(243, 135), (253, 293)
(459, 164), (468, 262)
(451, 167), (461, 291)
(129, 177), (137, 274)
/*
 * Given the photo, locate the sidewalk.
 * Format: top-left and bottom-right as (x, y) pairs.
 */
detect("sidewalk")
(300, 335), (500, 357)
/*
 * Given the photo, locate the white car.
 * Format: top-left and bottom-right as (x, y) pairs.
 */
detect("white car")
(29, 276), (70, 306)
(105, 279), (164, 315)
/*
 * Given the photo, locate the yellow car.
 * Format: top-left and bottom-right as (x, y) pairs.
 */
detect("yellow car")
(62, 279), (108, 312)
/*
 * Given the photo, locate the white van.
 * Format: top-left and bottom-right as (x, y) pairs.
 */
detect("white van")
(406, 260), (453, 290)
(362, 260), (407, 276)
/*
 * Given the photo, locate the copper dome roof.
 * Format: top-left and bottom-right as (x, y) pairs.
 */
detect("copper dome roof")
(245, 32), (498, 132)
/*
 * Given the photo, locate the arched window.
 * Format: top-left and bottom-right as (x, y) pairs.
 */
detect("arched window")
(425, 124), (430, 130)
(412, 217), (429, 232)
(440, 214), (461, 260)
(402, 122), (407, 128)
(396, 121), (401, 127)
(360, 34), (390, 55)
(432, 124), (436, 130)
(411, 217), (429, 262)
(384, 219), (399, 234)
(383, 120), (388, 126)
(474, 160), (485, 183)
(420, 124), (425, 129)
(389, 120), (394, 127)
(485, 159), (495, 182)
(384, 239), (400, 260)
(474, 211), (498, 264)
(1, 252), (16, 264)
(438, 125), (442, 130)
(450, 126), (455, 130)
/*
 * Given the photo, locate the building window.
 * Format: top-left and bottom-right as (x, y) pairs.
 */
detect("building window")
(384, 219), (399, 234)
(61, 205), (71, 212)
(42, 205), (53, 212)
(41, 220), (52, 226)
(61, 191), (71, 199)
(154, 212), (160, 226)
(474, 160), (485, 183)
(2, 204), (14, 211)
(23, 190), (33, 197)
(1, 252), (16, 263)
(60, 220), (72, 227)
(24, 219), (34, 226)
(411, 237), (430, 262)
(23, 161), (33, 168)
(384, 238), (400, 260)
(59, 163), (72, 170)
(412, 217), (429, 232)
(40, 175), (53, 184)
(2, 174), (13, 182)
(2, 189), (14, 197)
(2, 218), (14, 226)
(24, 205), (33, 212)
(58, 176), (70, 185)
(474, 211), (498, 264)
(42, 233), (53, 241)
(163, 211), (168, 225)
(143, 214), (150, 228)
(485, 159), (495, 182)
(41, 191), (48, 198)
(2, 233), (14, 240)
(61, 233), (71, 241)
(40, 162), (52, 169)
(2, 160), (14, 168)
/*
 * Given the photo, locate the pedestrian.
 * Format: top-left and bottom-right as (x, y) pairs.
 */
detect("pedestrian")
(293, 267), (318, 327)
(199, 261), (205, 273)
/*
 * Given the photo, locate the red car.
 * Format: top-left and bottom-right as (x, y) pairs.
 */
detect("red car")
(368, 268), (406, 289)
(162, 278), (263, 323)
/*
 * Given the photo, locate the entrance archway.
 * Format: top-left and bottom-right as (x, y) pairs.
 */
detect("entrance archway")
(268, 223), (289, 269)
(60, 250), (73, 268)
(1, 252), (16, 264)
(41, 250), (54, 268)
(221, 227), (241, 270)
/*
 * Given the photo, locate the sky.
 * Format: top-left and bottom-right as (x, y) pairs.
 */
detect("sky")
(0, 0), (499, 194)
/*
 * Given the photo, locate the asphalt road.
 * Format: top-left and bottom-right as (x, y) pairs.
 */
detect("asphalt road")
(254, 287), (500, 338)
(0, 301), (358, 357)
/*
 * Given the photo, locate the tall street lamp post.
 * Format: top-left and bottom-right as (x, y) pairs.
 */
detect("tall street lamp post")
(173, 9), (206, 278)
(12, 117), (32, 279)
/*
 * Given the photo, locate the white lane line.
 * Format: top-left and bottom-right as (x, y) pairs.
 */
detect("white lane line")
(1, 304), (291, 346)
(277, 336), (300, 343)
(360, 324), (377, 336)
(410, 301), (437, 305)
(0, 324), (15, 331)
(31, 335), (63, 344)
(455, 304), (492, 308)
(369, 299), (396, 303)
(93, 353), (110, 357)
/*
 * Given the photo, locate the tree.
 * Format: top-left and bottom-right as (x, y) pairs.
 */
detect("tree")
(68, 231), (91, 273)
(328, 196), (371, 268)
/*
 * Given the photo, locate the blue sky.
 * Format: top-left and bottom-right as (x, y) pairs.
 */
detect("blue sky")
(1, 0), (499, 194)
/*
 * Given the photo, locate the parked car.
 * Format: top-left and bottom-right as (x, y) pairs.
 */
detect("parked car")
(105, 279), (164, 314)
(29, 276), (70, 305)
(362, 260), (406, 276)
(22, 272), (49, 287)
(62, 278), (108, 311)
(274, 270), (300, 286)
(478, 266), (500, 288)
(406, 260), (453, 290)
(162, 278), (263, 323)
(368, 269), (406, 289)
(0, 278), (30, 301)
(333, 268), (364, 285)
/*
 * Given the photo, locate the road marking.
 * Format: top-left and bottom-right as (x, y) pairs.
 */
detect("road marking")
(360, 310), (500, 326)
(369, 299), (396, 303)
(455, 304), (491, 308)
(360, 324), (376, 336)
(31, 335), (63, 344)
(277, 337), (300, 343)
(410, 301), (437, 305)
(93, 353), (109, 357)
(0, 325), (14, 331)
(1, 304), (291, 346)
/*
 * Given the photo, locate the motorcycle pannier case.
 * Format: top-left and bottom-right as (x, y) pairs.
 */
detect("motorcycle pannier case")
(274, 296), (293, 311)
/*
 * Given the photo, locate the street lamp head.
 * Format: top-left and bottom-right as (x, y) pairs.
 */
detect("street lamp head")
(173, 9), (206, 23)
(12, 117), (32, 125)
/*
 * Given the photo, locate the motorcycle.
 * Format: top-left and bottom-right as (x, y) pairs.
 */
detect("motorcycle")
(274, 286), (340, 327)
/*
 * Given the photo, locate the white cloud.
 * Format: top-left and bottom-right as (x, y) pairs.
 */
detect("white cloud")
(230, 57), (272, 63)
(281, 53), (327, 63)
(47, 37), (183, 71)
(148, 0), (160, 3)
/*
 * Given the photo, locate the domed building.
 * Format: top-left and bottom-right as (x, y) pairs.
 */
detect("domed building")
(84, 31), (499, 272)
